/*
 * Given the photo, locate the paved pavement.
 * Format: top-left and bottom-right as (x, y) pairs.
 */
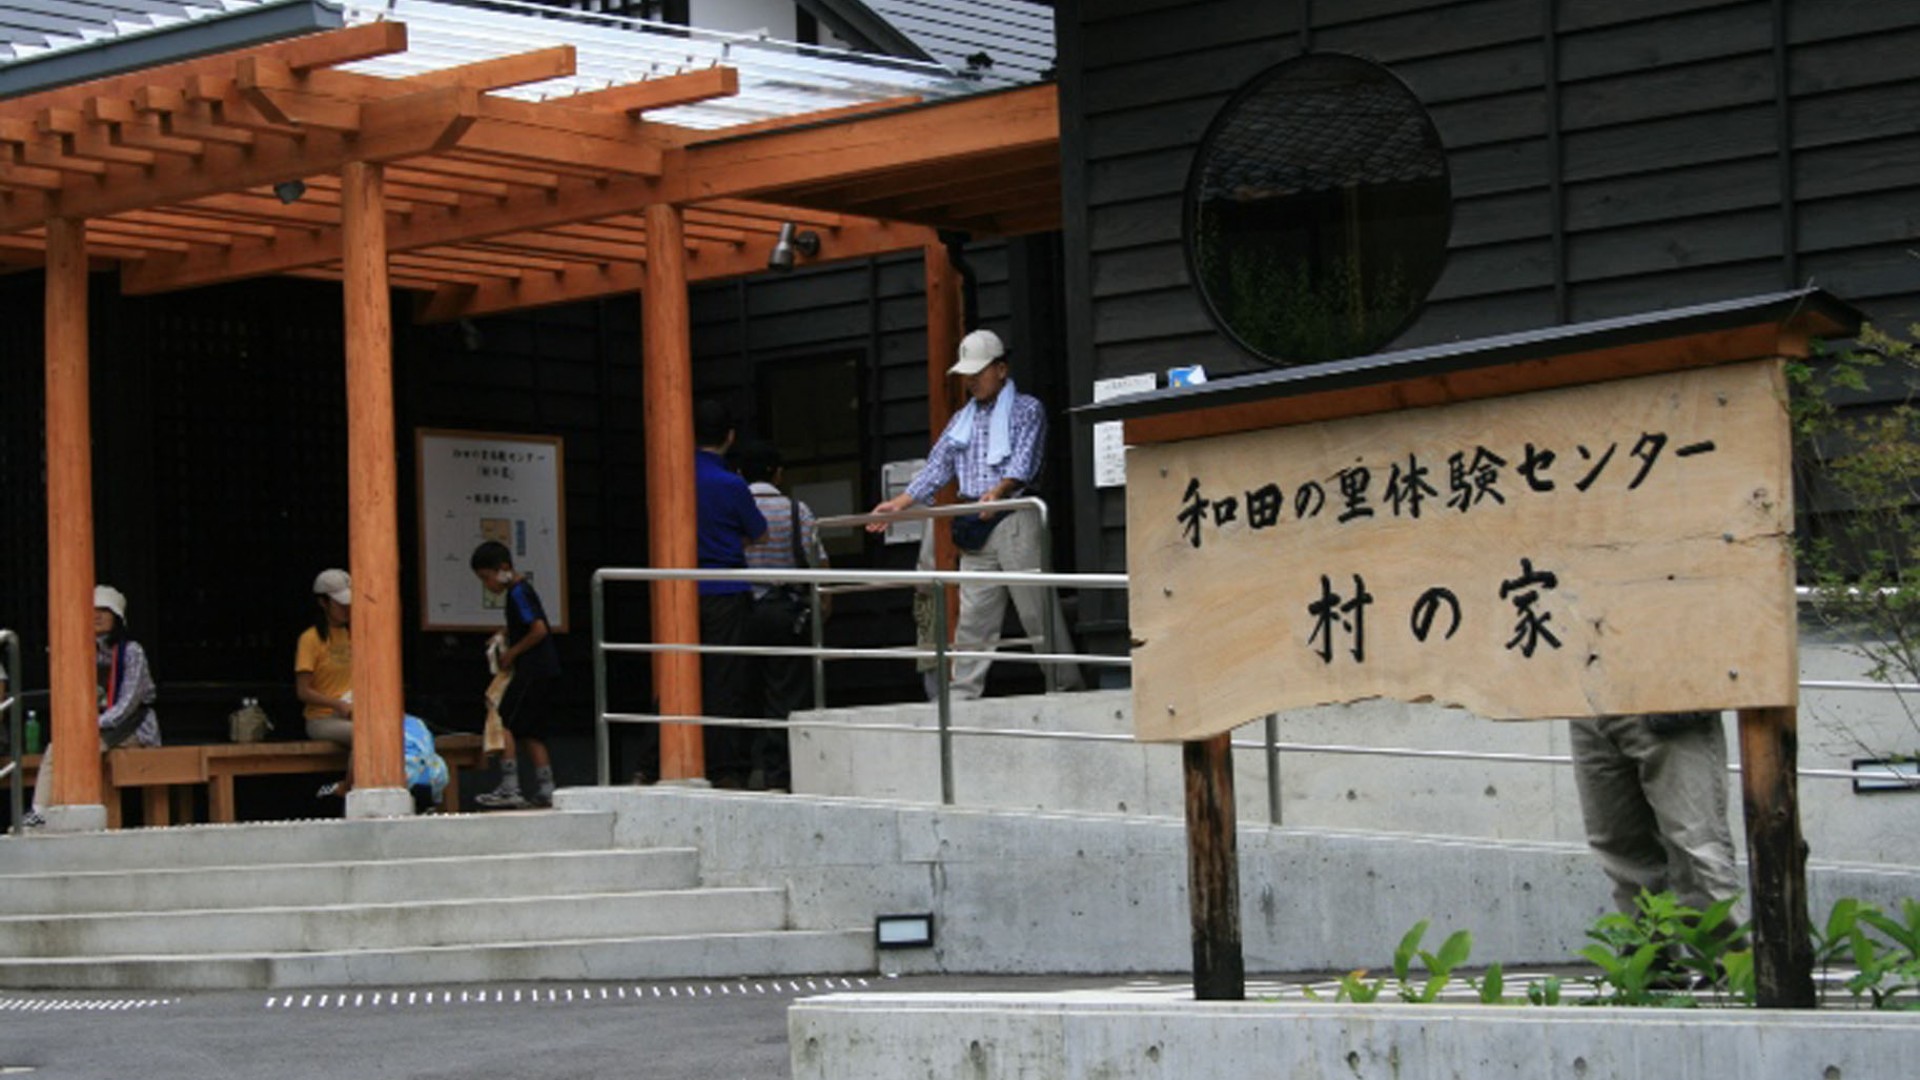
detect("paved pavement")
(3, 966), (1836, 1077)
(0, 973), (1128, 1080)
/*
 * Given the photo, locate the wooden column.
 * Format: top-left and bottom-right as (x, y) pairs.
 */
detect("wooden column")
(1738, 705), (1816, 1007)
(340, 161), (406, 804)
(44, 216), (103, 815)
(923, 243), (964, 635)
(644, 202), (703, 781)
(1185, 732), (1244, 1000)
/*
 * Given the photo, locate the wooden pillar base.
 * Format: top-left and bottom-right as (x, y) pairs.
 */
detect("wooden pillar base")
(1184, 731), (1244, 1001)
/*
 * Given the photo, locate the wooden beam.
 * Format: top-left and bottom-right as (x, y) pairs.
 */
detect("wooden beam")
(0, 85), (478, 230)
(341, 160), (407, 805)
(658, 84), (1058, 204)
(557, 67), (738, 114)
(44, 216), (103, 815)
(0, 23), (409, 122)
(415, 217), (935, 321)
(396, 46), (576, 93)
(122, 89), (1051, 294)
(0, 118), (111, 176)
(85, 97), (204, 155)
(643, 202), (703, 782)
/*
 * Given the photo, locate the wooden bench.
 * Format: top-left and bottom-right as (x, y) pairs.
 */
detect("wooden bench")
(5, 734), (488, 828)
(202, 734), (486, 822)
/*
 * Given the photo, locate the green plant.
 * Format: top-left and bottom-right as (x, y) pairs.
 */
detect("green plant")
(1788, 325), (1920, 767)
(1391, 919), (1475, 1003)
(1813, 897), (1920, 1009)
(1524, 975), (1563, 1007)
(1577, 891), (1752, 1008)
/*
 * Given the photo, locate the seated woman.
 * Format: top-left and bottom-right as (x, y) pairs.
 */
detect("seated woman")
(25, 584), (161, 827)
(295, 568), (354, 799)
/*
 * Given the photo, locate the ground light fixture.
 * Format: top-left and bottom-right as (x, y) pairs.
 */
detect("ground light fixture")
(767, 221), (820, 271)
(874, 913), (934, 949)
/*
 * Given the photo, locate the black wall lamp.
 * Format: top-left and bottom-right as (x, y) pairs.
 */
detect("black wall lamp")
(767, 221), (820, 271)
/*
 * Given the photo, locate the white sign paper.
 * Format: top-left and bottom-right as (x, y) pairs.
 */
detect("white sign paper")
(1093, 373), (1159, 488)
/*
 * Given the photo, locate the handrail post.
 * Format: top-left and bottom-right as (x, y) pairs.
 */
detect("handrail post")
(3, 630), (19, 834)
(593, 574), (610, 787)
(810, 581), (826, 712)
(1264, 713), (1281, 826)
(933, 582), (954, 805)
(1034, 501), (1063, 693)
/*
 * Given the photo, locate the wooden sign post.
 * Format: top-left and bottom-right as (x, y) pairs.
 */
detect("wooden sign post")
(1082, 290), (1859, 1006)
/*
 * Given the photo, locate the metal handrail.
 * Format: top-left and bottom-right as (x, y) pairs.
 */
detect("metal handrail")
(589, 562), (1920, 812)
(814, 496), (1064, 698)
(590, 562), (1129, 798)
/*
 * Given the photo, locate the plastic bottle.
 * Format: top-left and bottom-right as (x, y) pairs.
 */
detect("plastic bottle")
(24, 709), (41, 755)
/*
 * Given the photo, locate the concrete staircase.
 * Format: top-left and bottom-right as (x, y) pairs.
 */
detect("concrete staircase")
(0, 809), (874, 990)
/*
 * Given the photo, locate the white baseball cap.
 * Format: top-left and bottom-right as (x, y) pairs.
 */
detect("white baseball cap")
(313, 568), (352, 605)
(94, 584), (128, 622)
(948, 328), (1007, 376)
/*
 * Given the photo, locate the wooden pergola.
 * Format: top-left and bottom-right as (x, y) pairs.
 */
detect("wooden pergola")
(2, 21), (1059, 823)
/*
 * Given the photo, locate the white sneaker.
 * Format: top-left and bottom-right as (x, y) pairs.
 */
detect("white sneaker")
(474, 787), (531, 810)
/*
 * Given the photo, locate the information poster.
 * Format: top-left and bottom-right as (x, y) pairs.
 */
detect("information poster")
(416, 429), (568, 632)
(1093, 373), (1159, 487)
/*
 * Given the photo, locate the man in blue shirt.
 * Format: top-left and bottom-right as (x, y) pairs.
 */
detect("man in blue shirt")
(695, 399), (767, 779)
(869, 329), (1084, 699)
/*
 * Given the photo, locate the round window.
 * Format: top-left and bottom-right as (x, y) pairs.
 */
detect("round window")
(1184, 52), (1452, 367)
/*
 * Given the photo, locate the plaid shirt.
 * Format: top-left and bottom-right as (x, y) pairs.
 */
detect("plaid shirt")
(905, 388), (1046, 504)
(745, 482), (828, 598)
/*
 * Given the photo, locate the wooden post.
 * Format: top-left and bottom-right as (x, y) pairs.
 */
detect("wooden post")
(1737, 705), (1816, 1007)
(924, 243), (963, 637)
(644, 202), (704, 781)
(44, 216), (104, 819)
(340, 161), (407, 808)
(1184, 731), (1243, 1000)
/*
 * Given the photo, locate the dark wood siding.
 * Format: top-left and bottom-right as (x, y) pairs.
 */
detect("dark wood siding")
(1060, 0), (1920, 630)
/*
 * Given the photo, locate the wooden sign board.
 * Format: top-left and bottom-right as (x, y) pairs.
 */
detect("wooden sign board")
(1126, 358), (1795, 741)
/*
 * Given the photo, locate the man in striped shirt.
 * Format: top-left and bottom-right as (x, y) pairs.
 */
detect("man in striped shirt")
(869, 328), (1084, 699)
(739, 441), (828, 790)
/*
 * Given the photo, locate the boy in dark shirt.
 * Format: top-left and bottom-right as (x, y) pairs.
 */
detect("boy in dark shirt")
(471, 541), (563, 809)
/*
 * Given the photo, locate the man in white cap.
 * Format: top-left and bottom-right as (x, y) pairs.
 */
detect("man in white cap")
(870, 328), (1084, 699)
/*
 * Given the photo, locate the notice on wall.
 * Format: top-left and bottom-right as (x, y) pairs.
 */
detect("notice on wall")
(1125, 360), (1796, 741)
(417, 429), (568, 632)
(880, 458), (927, 545)
(1093, 373), (1159, 488)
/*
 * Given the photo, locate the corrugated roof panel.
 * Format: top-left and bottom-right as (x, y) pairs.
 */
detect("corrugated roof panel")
(1, 0), (991, 125)
(861, 0), (1053, 83)
(340, 0), (982, 129)
(0, 0), (268, 59)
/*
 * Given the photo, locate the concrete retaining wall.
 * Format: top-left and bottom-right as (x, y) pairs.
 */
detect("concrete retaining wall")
(555, 787), (1920, 976)
(788, 634), (1920, 866)
(789, 994), (1916, 1080)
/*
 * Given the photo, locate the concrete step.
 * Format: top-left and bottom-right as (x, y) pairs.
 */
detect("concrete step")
(0, 887), (788, 958)
(0, 929), (877, 990)
(0, 847), (700, 916)
(0, 810), (617, 875)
